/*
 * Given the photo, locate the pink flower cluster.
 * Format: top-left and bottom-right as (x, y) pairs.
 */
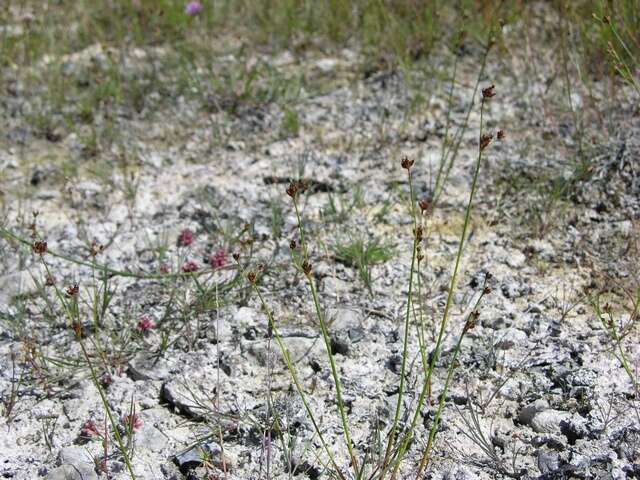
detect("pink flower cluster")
(178, 229), (194, 247)
(185, 1), (202, 16)
(182, 260), (199, 273)
(137, 315), (156, 333)
(122, 413), (143, 433)
(209, 249), (226, 269)
(80, 419), (102, 438)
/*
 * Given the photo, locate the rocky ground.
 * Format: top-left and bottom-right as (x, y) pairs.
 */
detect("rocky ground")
(1, 22), (639, 480)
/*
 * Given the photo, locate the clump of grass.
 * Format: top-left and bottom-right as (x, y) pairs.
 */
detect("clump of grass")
(334, 237), (394, 294)
(592, 293), (640, 392)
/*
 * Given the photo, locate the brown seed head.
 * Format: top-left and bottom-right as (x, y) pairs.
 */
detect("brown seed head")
(485, 272), (493, 281)
(483, 286), (492, 295)
(289, 239), (297, 250)
(247, 272), (257, 284)
(480, 133), (493, 151)
(72, 321), (82, 339)
(400, 156), (414, 170)
(482, 85), (496, 99)
(414, 225), (424, 243)
(32, 240), (48, 255)
(302, 261), (312, 276)
(232, 252), (240, 262)
(497, 130), (505, 141)
(90, 240), (103, 257)
(66, 283), (79, 297)
(286, 182), (298, 198)
(464, 311), (480, 332)
(296, 180), (309, 194)
(418, 198), (433, 215)
(45, 274), (55, 287)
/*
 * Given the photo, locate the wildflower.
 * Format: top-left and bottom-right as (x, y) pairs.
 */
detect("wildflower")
(121, 413), (143, 433)
(178, 229), (194, 247)
(182, 260), (199, 273)
(185, 1), (203, 16)
(209, 249), (226, 269)
(80, 419), (101, 438)
(159, 263), (169, 274)
(32, 240), (47, 255)
(137, 316), (156, 333)
(100, 373), (113, 388)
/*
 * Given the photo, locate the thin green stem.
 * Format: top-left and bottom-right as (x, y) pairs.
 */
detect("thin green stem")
(238, 260), (346, 480)
(292, 196), (359, 477)
(381, 168), (418, 473)
(391, 97), (489, 479)
(416, 291), (487, 476)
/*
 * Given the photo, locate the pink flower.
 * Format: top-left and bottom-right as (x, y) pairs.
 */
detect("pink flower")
(159, 263), (169, 274)
(177, 229), (194, 247)
(182, 260), (199, 273)
(80, 420), (101, 438)
(185, 1), (203, 16)
(122, 413), (143, 433)
(137, 316), (156, 333)
(209, 249), (226, 269)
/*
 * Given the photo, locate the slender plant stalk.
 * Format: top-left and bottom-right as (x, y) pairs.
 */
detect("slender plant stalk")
(236, 259), (347, 480)
(416, 288), (488, 476)
(381, 166), (419, 473)
(37, 256), (137, 479)
(390, 92), (492, 480)
(433, 42), (491, 205)
(291, 196), (359, 477)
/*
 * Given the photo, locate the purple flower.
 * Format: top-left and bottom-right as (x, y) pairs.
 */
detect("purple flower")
(182, 260), (199, 273)
(178, 229), (194, 247)
(122, 413), (143, 433)
(80, 420), (101, 438)
(209, 249), (226, 269)
(185, 1), (203, 16)
(137, 316), (156, 333)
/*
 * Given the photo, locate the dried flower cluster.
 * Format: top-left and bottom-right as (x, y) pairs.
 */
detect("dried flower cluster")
(32, 240), (47, 255)
(286, 180), (309, 198)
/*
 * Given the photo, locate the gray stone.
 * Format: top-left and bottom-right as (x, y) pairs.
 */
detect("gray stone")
(531, 410), (573, 434)
(174, 441), (232, 473)
(57, 447), (93, 466)
(537, 449), (561, 474)
(0, 269), (40, 306)
(518, 399), (550, 425)
(128, 352), (172, 381)
(494, 328), (528, 350)
(136, 424), (168, 452)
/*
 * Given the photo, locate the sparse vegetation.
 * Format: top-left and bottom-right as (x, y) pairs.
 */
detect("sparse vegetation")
(1, 1), (639, 479)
